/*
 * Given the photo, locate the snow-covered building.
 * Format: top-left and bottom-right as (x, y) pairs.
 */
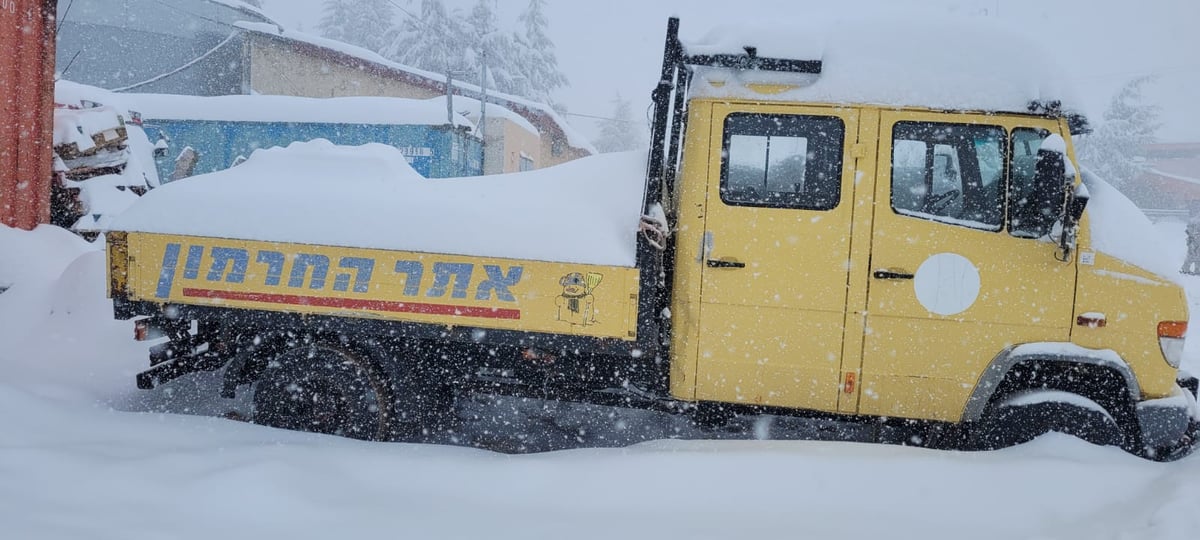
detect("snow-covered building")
(237, 22), (594, 173)
(55, 0), (594, 176)
(1132, 143), (1200, 211)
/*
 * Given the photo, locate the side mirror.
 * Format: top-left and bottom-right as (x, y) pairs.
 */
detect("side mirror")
(1023, 140), (1070, 238)
(1066, 182), (1089, 225)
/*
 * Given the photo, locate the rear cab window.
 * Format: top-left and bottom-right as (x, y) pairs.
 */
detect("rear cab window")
(720, 113), (846, 210)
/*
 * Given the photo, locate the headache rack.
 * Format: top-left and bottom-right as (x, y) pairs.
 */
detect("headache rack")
(644, 17), (824, 214)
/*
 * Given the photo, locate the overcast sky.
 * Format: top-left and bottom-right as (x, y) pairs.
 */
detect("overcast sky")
(258, 0), (1200, 142)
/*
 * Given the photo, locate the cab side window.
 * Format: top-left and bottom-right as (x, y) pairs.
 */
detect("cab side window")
(721, 113), (845, 211)
(890, 122), (1006, 230)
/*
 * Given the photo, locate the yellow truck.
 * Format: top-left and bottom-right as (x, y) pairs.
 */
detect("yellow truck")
(108, 18), (1198, 458)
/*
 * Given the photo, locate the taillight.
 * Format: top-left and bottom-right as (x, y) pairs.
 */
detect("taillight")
(134, 319), (149, 341)
(1158, 321), (1187, 368)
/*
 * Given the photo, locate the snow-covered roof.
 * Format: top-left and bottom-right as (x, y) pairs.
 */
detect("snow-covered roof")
(1148, 168), (1200, 186)
(128, 93), (475, 130)
(428, 95), (539, 137)
(685, 16), (1077, 115)
(112, 140), (645, 267)
(235, 22), (597, 155)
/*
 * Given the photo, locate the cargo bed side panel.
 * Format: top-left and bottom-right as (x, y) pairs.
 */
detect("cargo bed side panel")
(127, 233), (639, 341)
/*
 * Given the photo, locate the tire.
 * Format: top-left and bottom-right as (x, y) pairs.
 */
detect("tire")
(253, 342), (393, 441)
(968, 391), (1125, 450)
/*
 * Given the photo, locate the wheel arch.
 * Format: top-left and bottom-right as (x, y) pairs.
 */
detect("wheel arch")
(962, 343), (1141, 423)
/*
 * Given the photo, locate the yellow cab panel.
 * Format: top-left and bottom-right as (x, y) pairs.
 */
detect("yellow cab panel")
(673, 99), (860, 413)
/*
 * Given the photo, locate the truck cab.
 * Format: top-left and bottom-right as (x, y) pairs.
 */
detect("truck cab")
(643, 19), (1196, 455)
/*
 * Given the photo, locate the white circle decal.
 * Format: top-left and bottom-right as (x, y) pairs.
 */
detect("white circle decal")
(913, 253), (981, 316)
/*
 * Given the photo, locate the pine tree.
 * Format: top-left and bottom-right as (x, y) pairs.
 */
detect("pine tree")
(318, 0), (397, 55)
(511, 0), (567, 104)
(1076, 76), (1161, 194)
(466, 0), (521, 95)
(384, 0), (472, 75)
(593, 94), (646, 153)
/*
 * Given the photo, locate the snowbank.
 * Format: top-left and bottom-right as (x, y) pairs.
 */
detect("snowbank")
(686, 16), (1075, 114)
(0, 226), (144, 402)
(112, 141), (647, 267)
(2, 221), (1200, 540)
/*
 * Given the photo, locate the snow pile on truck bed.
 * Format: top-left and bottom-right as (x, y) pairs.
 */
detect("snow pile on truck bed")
(686, 16), (1075, 114)
(111, 141), (647, 267)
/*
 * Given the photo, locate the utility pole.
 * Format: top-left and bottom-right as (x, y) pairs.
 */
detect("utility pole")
(446, 70), (455, 126)
(479, 49), (488, 172)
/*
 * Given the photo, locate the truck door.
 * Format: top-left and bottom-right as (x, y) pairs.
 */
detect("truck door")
(858, 111), (1077, 422)
(692, 104), (860, 413)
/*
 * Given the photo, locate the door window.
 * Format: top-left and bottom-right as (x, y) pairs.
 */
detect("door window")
(890, 122), (1006, 230)
(720, 113), (845, 211)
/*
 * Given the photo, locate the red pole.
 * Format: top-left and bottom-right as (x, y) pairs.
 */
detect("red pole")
(0, 0), (56, 230)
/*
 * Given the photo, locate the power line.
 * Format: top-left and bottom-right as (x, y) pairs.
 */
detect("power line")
(150, 0), (240, 28)
(110, 32), (239, 92)
(560, 111), (640, 124)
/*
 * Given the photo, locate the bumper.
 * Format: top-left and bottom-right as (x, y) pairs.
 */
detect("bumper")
(1136, 377), (1199, 450)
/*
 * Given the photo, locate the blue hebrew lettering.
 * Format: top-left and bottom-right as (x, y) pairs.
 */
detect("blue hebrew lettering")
(206, 247), (249, 283)
(475, 265), (523, 302)
(183, 245), (204, 280)
(154, 243), (182, 298)
(394, 261), (424, 297)
(288, 254), (330, 290)
(333, 257), (375, 293)
(427, 263), (473, 299)
(256, 251), (285, 286)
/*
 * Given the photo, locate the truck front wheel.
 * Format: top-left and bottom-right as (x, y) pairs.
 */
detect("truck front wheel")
(253, 343), (394, 441)
(967, 390), (1125, 450)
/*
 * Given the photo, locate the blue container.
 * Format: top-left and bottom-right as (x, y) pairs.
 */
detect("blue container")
(142, 119), (483, 182)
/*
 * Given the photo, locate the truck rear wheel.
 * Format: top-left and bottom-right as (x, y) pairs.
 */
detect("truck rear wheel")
(253, 343), (393, 441)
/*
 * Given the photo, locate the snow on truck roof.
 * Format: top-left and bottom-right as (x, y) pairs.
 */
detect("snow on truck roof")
(111, 141), (647, 267)
(683, 16), (1077, 115)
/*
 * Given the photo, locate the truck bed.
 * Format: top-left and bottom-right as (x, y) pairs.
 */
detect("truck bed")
(112, 231), (640, 342)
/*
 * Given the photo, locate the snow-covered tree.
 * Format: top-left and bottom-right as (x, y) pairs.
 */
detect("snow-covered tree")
(511, 0), (568, 104)
(1076, 76), (1161, 193)
(240, 0), (262, 8)
(593, 94), (646, 153)
(317, 0), (397, 55)
(384, 0), (472, 75)
(466, 0), (522, 95)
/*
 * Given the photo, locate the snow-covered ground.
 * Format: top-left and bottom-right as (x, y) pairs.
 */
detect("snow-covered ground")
(1, 218), (1199, 539)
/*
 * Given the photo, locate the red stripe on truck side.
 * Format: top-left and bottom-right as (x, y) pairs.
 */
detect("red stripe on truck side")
(181, 288), (522, 320)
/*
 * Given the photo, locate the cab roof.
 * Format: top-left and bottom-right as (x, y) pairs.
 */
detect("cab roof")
(683, 16), (1078, 116)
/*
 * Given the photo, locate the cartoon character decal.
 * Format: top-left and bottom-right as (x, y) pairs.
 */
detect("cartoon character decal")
(556, 272), (603, 326)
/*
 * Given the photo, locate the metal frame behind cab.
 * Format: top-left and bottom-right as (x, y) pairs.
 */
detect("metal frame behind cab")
(643, 17), (824, 214)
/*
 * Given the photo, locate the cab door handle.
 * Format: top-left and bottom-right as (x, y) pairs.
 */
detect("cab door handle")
(873, 269), (914, 280)
(707, 259), (747, 269)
